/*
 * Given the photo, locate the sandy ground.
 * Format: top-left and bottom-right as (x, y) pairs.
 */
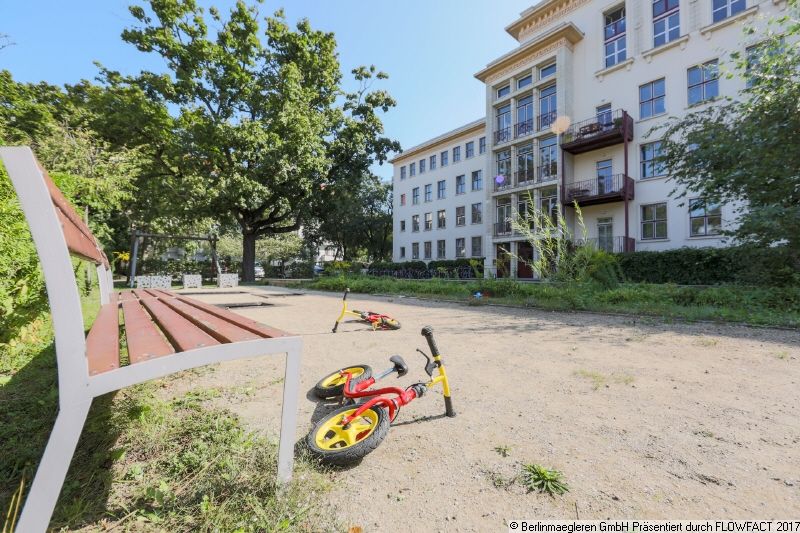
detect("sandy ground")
(163, 286), (800, 531)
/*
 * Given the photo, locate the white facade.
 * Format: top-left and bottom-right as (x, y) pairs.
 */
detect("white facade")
(392, 0), (787, 276)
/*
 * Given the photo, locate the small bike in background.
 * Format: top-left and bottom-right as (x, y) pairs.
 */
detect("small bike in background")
(307, 326), (455, 465)
(331, 288), (401, 333)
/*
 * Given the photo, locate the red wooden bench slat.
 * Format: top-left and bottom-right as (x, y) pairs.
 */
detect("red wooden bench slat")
(151, 289), (176, 298)
(86, 294), (120, 375)
(38, 163), (108, 266)
(175, 295), (289, 338)
(121, 299), (175, 364)
(132, 289), (156, 300)
(160, 297), (262, 343)
(119, 290), (138, 302)
(139, 297), (220, 351)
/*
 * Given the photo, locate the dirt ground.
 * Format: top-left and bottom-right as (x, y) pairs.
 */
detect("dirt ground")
(166, 286), (800, 531)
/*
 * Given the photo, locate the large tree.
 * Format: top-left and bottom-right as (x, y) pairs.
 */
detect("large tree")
(99, 0), (398, 280)
(654, 2), (800, 264)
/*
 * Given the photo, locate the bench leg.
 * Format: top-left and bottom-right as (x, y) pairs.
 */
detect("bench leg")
(277, 342), (301, 483)
(16, 401), (91, 533)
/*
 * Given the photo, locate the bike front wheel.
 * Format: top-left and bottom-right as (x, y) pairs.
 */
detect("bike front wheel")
(307, 404), (390, 465)
(379, 317), (401, 330)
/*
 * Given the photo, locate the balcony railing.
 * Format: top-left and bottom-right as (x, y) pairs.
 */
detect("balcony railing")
(494, 173), (513, 192)
(537, 164), (558, 183)
(562, 174), (634, 206)
(515, 119), (534, 138)
(574, 236), (635, 253)
(560, 108), (633, 154)
(494, 127), (511, 145)
(515, 168), (535, 187)
(538, 111), (557, 131)
(494, 221), (513, 237)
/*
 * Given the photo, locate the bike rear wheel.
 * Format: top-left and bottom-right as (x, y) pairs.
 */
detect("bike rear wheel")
(379, 317), (401, 330)
(307, 404), (390, 465)
(313, 365), (372, 399)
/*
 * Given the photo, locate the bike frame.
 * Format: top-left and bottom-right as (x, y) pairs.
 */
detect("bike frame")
(332, 288), (394, 332)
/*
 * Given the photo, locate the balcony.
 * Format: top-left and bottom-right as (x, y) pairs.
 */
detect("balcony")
(494, 127), (511, 145)
(494, 221), (513, 237)
(560, 109), (633, 154)
(538, 111), (557, 131)
(574, 236), (635, 253)
(537, 164), (558, 183)
(562, 174), (634, 207)
(494, 173), (513, 192)
(514, 119), (534, 139)
(515, 168), (535, 188)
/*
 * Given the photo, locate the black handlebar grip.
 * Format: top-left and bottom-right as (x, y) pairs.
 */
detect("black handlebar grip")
(343, 288), (350, 301)
(421, 326), (440, 357)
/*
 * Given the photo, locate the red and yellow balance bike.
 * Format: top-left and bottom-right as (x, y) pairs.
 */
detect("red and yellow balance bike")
(331, 288), (401, 333)
(307, 326), (455, 465)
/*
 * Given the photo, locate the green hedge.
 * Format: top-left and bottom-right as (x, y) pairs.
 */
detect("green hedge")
(618, 246), (799, 286)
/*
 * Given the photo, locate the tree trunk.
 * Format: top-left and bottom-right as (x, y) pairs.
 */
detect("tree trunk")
(242, 231), (257, 282)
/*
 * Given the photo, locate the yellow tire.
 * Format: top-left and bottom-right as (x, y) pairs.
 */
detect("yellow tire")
(379, 317), (401, 330)
(307, 404), (390, 465)
(313, 365), (372, 399)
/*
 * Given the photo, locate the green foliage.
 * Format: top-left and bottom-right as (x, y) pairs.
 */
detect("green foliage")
(618, 245), (799, 286)
(520, 464), (569, 496)
(653, 3), (800, 263)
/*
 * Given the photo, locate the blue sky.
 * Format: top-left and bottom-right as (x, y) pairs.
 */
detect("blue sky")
(1, 0), (539, 179)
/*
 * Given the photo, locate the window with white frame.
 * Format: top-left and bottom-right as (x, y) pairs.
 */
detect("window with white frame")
(471, 236), (482, 257)
(456, 175), (465, 195)
(437, 179), (446, 199)
(640, 78), (666, 119)
(689, 199), (722, 236)
(471, 202), (482, 224)
(539, 63), (557, 79)
(712, 0), (746, 24)
(412, 214), (420, 232)
(471, 170), (483, 191)
(400, 166), (406, 180)
(453, 146), (461, 162)
(400, 220), (406, 232)
(517, 74), (532, 89)
(412, 187), (419, 205)
(539, 185), (558, 224)
(604, 6), (627, 68)
(538, 85), (557, 130)
(424, 241), (432, 259)
(409, 162), (416, 176)
(641, 203), (668, 239)
(441, 150), (449, 166)
(437, 209), (446, 229)
(429, 154), (436, 170)
(424, 184), (432, 202)
(653, 0), (679, 48)
(688, 60), (719, 105)
(497, 85), (510, 99)
(496, 150), (511, 181)
(436, 239), (446, 259)
(466, 141), (475, 158)
(424, 212), (433, 231)
(455, 238), (466, 258)
(640, 141), (666, 179)
(456, 206), (466, 226)
(538, 136), (558, 180)
(412, 242), (419, 259)
(479, 136), (486, 154)
(419, 158), (426, 173)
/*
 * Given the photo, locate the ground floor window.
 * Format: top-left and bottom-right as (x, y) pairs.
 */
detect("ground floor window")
(689, 198), (722, 236)
(471, 236), (482, 257)
(455, 238), (466, 258)
(437, 239), (446, 259)
(400, 246), (406, 258)
(424, 241), (432, 259)
(412, 243), (419, 259)
(641, 202), (667, 240)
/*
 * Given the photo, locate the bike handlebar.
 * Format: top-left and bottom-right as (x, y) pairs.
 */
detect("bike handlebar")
(420, 326), (440, 358)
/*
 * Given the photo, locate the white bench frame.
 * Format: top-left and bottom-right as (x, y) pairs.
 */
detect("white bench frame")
(1, 147), (303, 532)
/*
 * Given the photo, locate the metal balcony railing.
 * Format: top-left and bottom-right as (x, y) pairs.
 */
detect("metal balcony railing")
(560, 109), (633, 153)
(514, 119), (534, 138)
(563, 174), (634, 205)
(538, 111), (557, 131)
(494, 221), (513, 237)
(515, 168), (535, 187)
(494, 173), (513, 192)
(537, 164), (558, 183)
(494, 127), (512, 145)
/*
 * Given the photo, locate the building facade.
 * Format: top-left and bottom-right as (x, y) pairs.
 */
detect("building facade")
(392, 0), (786, 277)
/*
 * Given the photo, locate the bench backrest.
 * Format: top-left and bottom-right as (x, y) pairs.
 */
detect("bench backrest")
(1, 146), (114, 406)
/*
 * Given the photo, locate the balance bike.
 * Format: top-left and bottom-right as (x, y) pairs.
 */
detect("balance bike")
(307, 326), (454, 465)
(331, 288), (401, 332)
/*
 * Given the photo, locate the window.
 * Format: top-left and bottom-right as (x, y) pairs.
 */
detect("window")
(456, 206), (466, 226)
(496, 104), (512, 142)
(400, 166), (406, 180)
(424, 184), (432, 202)
(496, 150), (511, 182)
(517, 142), (535, 183)
(412, 187), (420, 205)
(689, 199), (722, 236)
(453, 146), (461, 162)
(466, 141), (474, 158)
(409, 162), (416, 176)
(419, 158), (426, 173)
(516, 95), (534, 136)
(713, 0), (746, 23)
(412, 214), (420, 232)
(437, 209), (446, 229)
(437, 179), (446, 200)
(479, 136), (486, 154)
(497, 85), (510, 99)
(471, 202), (482, 224)
(456, 175), (466, 195)
(455, 238), (466, 258)
(517, 74), (533, 89)
(496, 198), (512, 235)
(412, 243), (420, 259)
(471, 236), (482, 257)
(429, 154), (437, 170)
(400, 220), (406, 232)
(653, 0), (680, 47)
(400, 193), (406, 206)
(538, 136), (558, 180)
(641, 141), (666, 178)
(604, 6), (627, 68)
(539, 185), (558, 224)
(400, 246), (406, 258)
(745, 40), (783, 88)
(441, 150), (449, 166)
(471, 170), (483, 191)
(640, 78), (666, 119)
(436, 240), (446, 259)
(642, 203), (667, 239)
(538, 85), (557, 130)
(424, 241), (432, 260)
(688, 60), (719, 105)
(539, 63), (557, 79)
(424, 212), (433, 231)
(597, 159), (613, 195)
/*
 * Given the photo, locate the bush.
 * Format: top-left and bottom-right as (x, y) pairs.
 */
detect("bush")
(619, 245), (799, 286)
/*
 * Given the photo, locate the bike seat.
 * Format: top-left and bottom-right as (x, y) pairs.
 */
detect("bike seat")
(389, 355), (409, 377)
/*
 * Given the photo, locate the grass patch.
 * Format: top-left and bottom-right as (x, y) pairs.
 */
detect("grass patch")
(291, 276), (800, 328)
(494, 445), (511, 458)
(520, 464), (570, 496)
(574, 370), (634, 390)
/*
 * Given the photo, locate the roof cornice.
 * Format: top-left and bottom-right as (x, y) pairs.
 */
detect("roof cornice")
(505, 0), (591, 42)
(389, 119), (486, 164)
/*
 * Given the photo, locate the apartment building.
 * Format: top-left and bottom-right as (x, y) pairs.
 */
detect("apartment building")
(392, 0), (786, 276)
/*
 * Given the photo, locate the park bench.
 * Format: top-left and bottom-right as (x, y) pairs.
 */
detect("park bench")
(0, 147), (303, 532)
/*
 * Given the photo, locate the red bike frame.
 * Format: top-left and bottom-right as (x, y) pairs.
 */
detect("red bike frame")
(338, 371), (418, 425)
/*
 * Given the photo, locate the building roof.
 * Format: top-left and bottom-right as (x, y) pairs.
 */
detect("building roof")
(389, 118), (486, 165)
(505, 0), (576, 41)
